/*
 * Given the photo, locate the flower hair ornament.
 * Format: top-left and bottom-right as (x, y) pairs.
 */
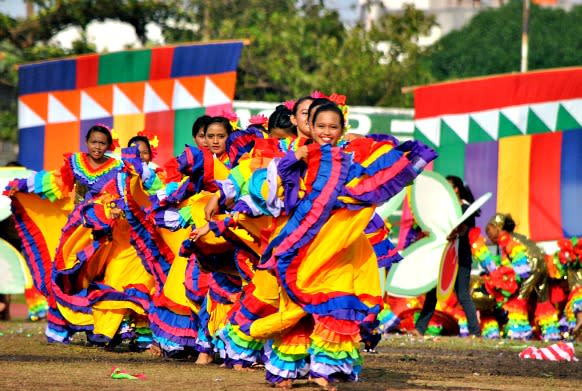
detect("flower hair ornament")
(109, 129), (121, 152)
(283, 100), (296, 111)
(310, 90), (329, 99)
(309, 91), (350, 129)
(137, 130), (160, 159)
(329, 93), (350, 131)
(248, 114), (269, 130)
(221, 109), (240, 131)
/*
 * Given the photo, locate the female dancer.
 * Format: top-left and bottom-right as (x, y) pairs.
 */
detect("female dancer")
(8, 124), (168, 348)
(195, 102), (436, 388)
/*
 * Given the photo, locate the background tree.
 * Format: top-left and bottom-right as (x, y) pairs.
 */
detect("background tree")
(0, 0), (177, 142)
(164, 1), (436, 106)
(0, 0), (439, 141)
(426, 0), (582, 81)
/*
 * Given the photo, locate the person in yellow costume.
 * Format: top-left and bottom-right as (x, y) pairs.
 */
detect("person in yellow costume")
(147, 116), (251, 361)
(7, 124), (167, 349)
(194, 102), (437, 389)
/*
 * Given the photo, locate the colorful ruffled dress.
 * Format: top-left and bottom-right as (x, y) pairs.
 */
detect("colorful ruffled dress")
(547, 238), (582, 333)
(148, 144), (248, 356)
(207, 136), (313, 370)
(213, 137), (436, 384)
(470, 229), (560, 340)
(8, 149), (168, 347)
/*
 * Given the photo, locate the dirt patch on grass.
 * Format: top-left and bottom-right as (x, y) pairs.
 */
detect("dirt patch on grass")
(1, 322), (580, 390)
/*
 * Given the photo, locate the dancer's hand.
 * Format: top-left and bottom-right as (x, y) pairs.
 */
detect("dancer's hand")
(294, 145), (308, 161)
(190, 224), (210, 241)
(204, 194), (219, 221)
(6, 186), (17, 197)
(110, 206), (123, 219)
(447, 224), (468, 241)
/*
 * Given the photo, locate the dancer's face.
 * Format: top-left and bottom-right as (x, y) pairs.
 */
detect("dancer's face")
(311, 110), (343, 146)
(86, 131), (110, 162)
(291, 99), (313, 139)
(134, 141), (151, 163)
(194, 127), (207, 149)
(486, 223), (500, 243)
(205, 124), (228, 155)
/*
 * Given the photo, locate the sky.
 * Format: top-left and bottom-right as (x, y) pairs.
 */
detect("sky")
(0, 0), (26, 17)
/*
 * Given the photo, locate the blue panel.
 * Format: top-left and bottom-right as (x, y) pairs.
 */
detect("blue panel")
(170, 42), (243, 77)
(19, 126), (45, 171)
(560, 128), (582, 237)
(18, 59), (77, 95)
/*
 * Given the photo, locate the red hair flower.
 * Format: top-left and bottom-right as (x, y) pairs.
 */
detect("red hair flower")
(328, 93), (347, 106)
(310, 90), (329, 99)
(248, 114), (268, 129)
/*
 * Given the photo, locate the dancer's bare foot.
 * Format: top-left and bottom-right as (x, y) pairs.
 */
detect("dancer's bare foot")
(233, 364), (255, 372)
(408, 329), (422, 337)
(195, 352), (213, 365)
(147, 343), (163, 357)
(274, 379), (293, 389)
(310, 376), (337, 391)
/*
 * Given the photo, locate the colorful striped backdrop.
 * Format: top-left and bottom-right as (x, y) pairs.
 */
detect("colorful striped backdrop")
(413, 67), (582, 241)
(17, 40), (244, 170)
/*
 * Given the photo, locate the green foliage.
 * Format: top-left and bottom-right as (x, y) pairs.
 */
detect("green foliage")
(164, 1), (436, 106)
(426, 0), (582, 81)
(0, 0), (172, 142)
(0, 101), (17, 142)
(0, 0), (439, 141)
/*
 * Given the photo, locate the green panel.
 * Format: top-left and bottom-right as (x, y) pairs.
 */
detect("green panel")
(556, 104), (581, 131)
(526, 109), (550, 134)
(434, 121), (465, 180)
(173, 108), (206, 154)
(363, 113), (413, 136)
(98, 50), (152, 85)
(498, 112), (522, 138)
(413, 127), (437, 150)
(468, 117), (494, 143)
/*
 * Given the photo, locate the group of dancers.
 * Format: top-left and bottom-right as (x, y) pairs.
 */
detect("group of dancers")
(6, 92), (436, 389)
(6, 91), (582, 388)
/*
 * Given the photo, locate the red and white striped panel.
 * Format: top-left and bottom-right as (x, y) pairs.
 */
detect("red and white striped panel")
(519, 342), (578, 362)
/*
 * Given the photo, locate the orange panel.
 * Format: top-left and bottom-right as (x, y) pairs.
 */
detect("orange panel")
(178, 76), (205, 104)
(20, 93), (49, 121)
(44, 122), (80, 170)
(52, 90), (81, 118)
(83, 85), (113, 114)
(116, 81), (145, 112)
(210, 72), (236, 99)
(148, 79), (175, 109)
